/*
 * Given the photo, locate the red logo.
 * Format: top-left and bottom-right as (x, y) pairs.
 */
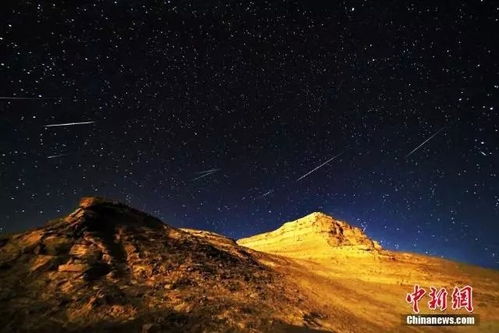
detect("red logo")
(428, 287), (448, 311)
(406, 285), (473, 313)
(451, 286), (474, 312)
(406, 285), (426, 313)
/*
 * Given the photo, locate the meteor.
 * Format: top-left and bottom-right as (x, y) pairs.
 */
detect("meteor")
(47, 154), (68, 159)
(257, 190), (274, 199)
(192, 168), (220, 181)
(0, 96), (56, 100)
(44, 121), (95, 128)
(405, 127), (445, 159)
(296, 152), (344, 182)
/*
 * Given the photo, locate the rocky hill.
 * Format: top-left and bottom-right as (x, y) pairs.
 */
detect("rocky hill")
(237, 212), (382, 259)
(1, 198), (498, 332)
(0, 197), (319, 332)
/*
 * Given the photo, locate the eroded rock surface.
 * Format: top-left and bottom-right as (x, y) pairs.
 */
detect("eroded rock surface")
(0, 197), (312, 332)
(237, 212), (382, 259)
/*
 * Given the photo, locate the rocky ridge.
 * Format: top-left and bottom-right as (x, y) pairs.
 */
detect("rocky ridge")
(237, 212), (382, 259)
(0, 197), (316, 332)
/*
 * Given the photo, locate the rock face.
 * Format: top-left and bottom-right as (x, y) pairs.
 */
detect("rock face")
(237, 212), (381, 259)
(0, 197), (314, 332)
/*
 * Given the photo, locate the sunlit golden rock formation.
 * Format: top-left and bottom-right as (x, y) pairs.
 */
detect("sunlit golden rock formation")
(238, 212), (382, 259)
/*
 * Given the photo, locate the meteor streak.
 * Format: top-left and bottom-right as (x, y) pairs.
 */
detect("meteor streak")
(405, 127), (445, 159)
(296, 152), (344, 182)
(192, 168), (220, 181)
(47, 154), (68, 159)
(44, 121), (95, 128)
(0, 96), (57, 100)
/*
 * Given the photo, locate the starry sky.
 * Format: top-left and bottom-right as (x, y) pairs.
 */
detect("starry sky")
(1, 1), (498, 268)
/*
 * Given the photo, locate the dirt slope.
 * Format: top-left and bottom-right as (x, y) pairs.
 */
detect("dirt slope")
(237, 212), (499, 332)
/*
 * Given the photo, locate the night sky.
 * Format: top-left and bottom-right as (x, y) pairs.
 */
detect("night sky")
(1, 1), (498, 268)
